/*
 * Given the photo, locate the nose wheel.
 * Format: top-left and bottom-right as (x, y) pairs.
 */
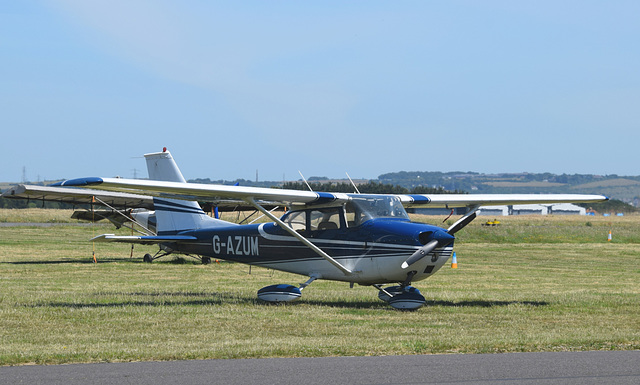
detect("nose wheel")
(374, 271), (426, 310)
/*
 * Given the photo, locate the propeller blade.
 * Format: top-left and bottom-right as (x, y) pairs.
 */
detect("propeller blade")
(401, 239), (439, 269)
(447, 211), (477, 235)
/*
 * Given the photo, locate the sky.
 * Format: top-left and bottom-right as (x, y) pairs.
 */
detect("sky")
(1, 1), (639, 183)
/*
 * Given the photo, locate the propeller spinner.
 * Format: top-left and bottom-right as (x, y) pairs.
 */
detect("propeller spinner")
(401, 231), (454, 269)
(401, 209), (478, 269)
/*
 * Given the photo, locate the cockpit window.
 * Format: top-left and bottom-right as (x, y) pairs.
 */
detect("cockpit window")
(309, 207), (341, 231)
(283, 210), (307, 231)
(282, 206), (344, 232)
(280, 195), (408, 231)
(347, 194), (409, 224)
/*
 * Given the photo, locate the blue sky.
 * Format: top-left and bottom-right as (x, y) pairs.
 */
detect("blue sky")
(1, 1), (639, 183)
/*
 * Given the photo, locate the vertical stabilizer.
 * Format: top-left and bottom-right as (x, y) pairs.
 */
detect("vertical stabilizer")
(144, 149), (227, 234)
(145, 150), (187, 183)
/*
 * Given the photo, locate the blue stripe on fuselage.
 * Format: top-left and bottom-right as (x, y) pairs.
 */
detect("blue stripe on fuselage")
(174, 219), (450, 266)
(153, 198), (205, 215)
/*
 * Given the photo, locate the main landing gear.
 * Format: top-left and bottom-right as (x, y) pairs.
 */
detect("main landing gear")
(257, 272), (427, 310)
(142, 251), (212, 264)
(257, 276), (317, 303)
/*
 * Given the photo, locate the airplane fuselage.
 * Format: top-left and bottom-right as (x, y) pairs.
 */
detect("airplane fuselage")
(172, 218), (453, 285)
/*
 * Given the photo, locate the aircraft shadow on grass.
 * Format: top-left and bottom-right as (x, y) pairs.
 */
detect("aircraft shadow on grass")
(26, 291), (549, 310)
(302, 298), (549, 309)
(4, 258), (130, 265)
(426, 299), (549, 308)
(27, 292), (257, 308)
(3, 257), (201, 265)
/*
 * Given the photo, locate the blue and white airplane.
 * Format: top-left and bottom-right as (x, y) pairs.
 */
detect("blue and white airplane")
(56, 149), (608, 309)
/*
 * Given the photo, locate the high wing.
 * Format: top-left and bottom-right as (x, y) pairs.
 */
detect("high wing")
(2, 183), (277, 213)
(398, 193), (608, 208)
(55, 177), (608, 208)
(55, 177), (351, 207)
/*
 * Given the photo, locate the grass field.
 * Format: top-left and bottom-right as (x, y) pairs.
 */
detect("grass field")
(1, 209), (639, 365)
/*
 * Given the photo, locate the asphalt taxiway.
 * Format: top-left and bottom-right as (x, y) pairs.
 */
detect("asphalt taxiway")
(2, 350), (639, 385)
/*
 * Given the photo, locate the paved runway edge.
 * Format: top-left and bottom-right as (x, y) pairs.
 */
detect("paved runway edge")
(2, 350), (639, 385)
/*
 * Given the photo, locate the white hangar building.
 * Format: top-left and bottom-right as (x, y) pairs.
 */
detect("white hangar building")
(477, 203), (586, 216)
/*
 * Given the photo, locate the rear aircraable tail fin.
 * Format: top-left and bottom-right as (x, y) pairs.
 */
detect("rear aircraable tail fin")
(144, 149), (226, 234)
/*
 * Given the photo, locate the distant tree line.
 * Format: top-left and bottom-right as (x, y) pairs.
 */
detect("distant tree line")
(280, 181), (463, 195)
(189, 178), (278, 188)
(189, 178), (464, 194)
(378, 170), (640, 193)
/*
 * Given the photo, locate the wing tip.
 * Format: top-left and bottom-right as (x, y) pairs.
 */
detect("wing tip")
(52, 177), (104, 187)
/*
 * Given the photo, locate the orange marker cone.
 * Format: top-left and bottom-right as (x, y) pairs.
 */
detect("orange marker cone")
(451, 252), (458, 269)
(608, 230), (612, 242)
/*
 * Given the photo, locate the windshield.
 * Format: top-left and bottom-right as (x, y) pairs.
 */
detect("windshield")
(346, 194), (409, 224)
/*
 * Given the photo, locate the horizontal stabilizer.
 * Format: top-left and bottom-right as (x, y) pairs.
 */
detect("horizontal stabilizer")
(91, 234), (197, 244)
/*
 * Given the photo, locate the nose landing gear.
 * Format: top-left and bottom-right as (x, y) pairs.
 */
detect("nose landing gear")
(375, 271), (426, 310)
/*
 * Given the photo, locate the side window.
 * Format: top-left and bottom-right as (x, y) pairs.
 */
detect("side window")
(283, 210), (307, 231)
(310, 207), (342, 231)
(345, 202), (369, 227)
(282, 207), (344, 233)
(345, 203), (357, 227)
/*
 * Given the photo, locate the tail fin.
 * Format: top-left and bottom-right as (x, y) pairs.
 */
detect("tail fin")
(144, 149), (229, 234)
(145, 149), (188, 183)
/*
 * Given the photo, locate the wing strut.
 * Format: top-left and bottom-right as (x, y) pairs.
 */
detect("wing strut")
(245, 198), (353, 276)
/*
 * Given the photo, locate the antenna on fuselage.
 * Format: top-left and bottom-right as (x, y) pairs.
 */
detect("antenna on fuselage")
(346, 172), (360, 194)
(298, 170), (314, 192)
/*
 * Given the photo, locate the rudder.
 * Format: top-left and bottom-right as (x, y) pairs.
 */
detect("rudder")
(144, 149), (228, 234)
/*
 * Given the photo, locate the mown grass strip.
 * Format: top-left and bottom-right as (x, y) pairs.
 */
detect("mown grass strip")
(0, 211), (638, 365)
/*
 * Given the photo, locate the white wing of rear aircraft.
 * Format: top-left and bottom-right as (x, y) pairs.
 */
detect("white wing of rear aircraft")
(55, 177), (608, 208)
(2, 183), (155, 209)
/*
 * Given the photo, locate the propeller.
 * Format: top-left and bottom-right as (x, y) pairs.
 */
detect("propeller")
(401, 207), (479, 269)
(401, 239), (439, 269)
(447, 211), (477, 235)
